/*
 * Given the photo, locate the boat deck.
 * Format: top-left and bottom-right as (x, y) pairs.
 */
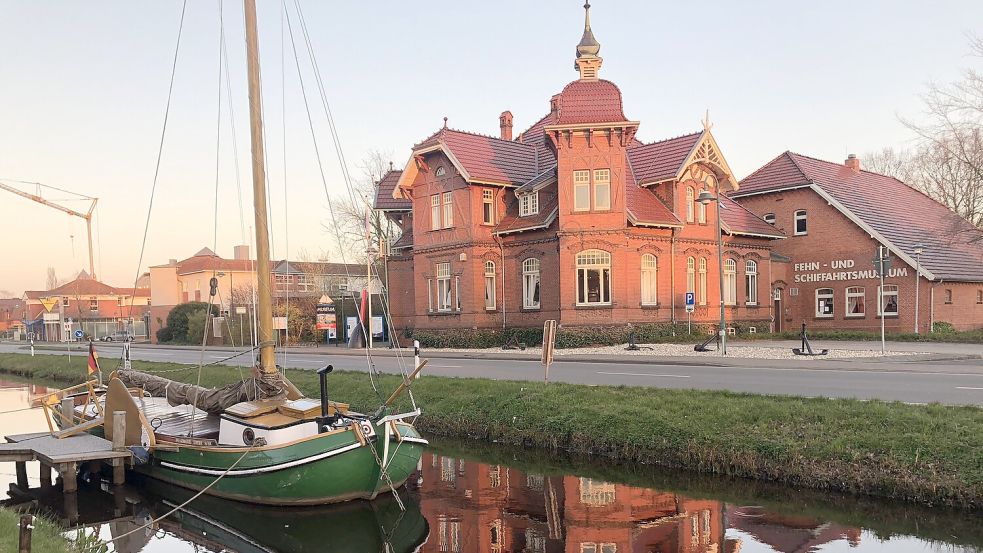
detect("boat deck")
(78, 396), (221, 439)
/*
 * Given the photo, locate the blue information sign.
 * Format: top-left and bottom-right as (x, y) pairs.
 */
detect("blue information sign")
(74, 329), (84, 338)
(685, 292), (695, 306)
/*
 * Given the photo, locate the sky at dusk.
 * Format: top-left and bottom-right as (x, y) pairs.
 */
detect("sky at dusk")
(1, 0), (981, 296)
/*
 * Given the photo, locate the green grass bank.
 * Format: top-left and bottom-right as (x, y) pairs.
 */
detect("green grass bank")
(0, 508), (81, 553)
(0, 353), (980, 509)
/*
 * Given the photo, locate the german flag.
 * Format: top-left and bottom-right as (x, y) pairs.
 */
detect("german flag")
(87, 342), (100, 377)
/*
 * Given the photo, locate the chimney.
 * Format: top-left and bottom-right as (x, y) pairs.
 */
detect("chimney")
(499, 110), (513, 141)
(550, 93), (561, 113)
(845, 153), (860, 172)
(233, 245), (250, 260)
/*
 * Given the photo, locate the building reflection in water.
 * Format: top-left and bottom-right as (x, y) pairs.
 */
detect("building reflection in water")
(417, 452), (861, 553)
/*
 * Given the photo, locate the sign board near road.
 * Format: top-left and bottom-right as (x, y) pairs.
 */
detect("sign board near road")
(73, 329), (84, 339)
(315, 300), (337, 340)
(685, 292), (695, 313)
(40, 298), (58, 312)
(541, 319), (557, 383)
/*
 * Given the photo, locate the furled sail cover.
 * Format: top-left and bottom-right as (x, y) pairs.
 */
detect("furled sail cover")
(116, 369), (286, 415)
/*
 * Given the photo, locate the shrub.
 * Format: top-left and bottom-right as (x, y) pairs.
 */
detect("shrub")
(155, 326), (174, 343)
(165, 302), (218, 343)
(933, 321), (956, 334)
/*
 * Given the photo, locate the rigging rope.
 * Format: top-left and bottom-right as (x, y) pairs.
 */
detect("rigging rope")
(126, 0), (189, 323)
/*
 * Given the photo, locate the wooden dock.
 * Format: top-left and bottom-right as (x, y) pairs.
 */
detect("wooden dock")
(0, 430), (131, 492)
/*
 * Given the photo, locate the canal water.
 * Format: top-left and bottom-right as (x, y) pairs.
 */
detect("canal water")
(0, 378), (979, 553)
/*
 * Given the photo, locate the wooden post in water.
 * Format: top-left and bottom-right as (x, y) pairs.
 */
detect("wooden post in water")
(18, 514), (32, 553)
(112, 411), (126, 484)
(60, 396), (74, 427)
(243, 0), (277, 376)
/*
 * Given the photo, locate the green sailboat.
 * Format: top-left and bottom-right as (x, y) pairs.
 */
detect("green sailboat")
(64, 0), (427, 507)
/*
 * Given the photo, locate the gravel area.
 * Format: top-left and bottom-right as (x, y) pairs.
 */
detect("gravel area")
(439, 343), (923, 360)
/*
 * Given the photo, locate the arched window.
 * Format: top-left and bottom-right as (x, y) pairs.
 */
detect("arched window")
(763, 213), (776, 225)
(723, 258), (737, 306)
(641, 254), (657, 305)
(435, 166), (446, 177)
(522, 258), (541, 309)
(697, 196), (707, 224)
(698, 257), (707, 305)
(576, 250), (611, 305)
(685, 187), (695, 222)
(846, 286), (865, 316)
(745, 260), (758, 305)
(484, 261), (496, 310)
(686, 257), (695, 297)
(794, 210), (807, 235)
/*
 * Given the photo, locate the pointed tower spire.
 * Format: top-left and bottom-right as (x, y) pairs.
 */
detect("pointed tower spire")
(575, 1), (602, 80)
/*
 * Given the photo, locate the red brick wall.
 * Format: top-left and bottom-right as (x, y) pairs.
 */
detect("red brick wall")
(735, 187), (983, 332)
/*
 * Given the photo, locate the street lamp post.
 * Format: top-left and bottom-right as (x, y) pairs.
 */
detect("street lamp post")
(697, 183), (727, 356)
(912, 244), (925, 334)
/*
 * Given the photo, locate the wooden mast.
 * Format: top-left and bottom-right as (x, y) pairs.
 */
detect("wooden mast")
(243, 0), (276, 375)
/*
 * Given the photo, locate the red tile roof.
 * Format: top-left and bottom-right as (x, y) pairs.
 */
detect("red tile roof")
(627, 132), (702, 184)
(625, 168), (681, 228)
(414, 128), (542, 186)
(553, 79), (629, 125)
(151, 249), (257, 275)
(516, 164), (557, 194)
(391, 231), (413, 251)
(720, 194), (785, 238)
(516, 111), (556, 150)
(495, 180), (559, 235)
(373, 170), (410, 211)
(737, 152), (983, 281)
(24, 276), (150, 299)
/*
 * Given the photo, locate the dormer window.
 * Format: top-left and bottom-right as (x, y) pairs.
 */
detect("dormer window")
(519, 192), (539, 217)
(435, 166), (446, 177)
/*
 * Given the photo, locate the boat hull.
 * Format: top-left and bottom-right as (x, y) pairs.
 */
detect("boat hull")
(132, 420), (425, 506)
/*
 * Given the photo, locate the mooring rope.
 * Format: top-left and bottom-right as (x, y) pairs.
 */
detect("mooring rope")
(78, 441), (259, 551)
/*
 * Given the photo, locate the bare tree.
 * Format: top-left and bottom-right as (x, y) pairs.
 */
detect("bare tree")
(45, 267), (58, 290)
(894, 35), (983, 227)
(325, 149), (401, 263)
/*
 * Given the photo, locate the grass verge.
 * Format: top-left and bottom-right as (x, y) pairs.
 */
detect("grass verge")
(0, 508), (79, 553)
(0, 352), (980, 509)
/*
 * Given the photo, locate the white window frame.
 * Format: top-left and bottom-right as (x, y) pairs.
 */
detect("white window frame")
(522, 258), (541, 309)
(794, 210), (807, 235)
(519, 192), (539, 217)
(436, 263), (451, 312)
(484, 261), (496, 310)
(723, 258), (737, 306)
(427, 279), (433, 312)
(763, 213), (776, 225)
(573, 170), (590, 211)
(593, 168), (610, 211)
(455, 276), (461, 311)
(816, 287), (834, 318)
(878, 284), (899, 316)
(576, 250), (612, 306)
(745, 260), (758, 305)
(435, 166), (446, 177)
(442, 192), (453, 228)
(944, 288), (953, 304)
(846, 286), (865, 317)
(641, 254), (657, 306)
(697, 198), (706, 224)
(430, 194), (440, 230)
(685, 187), (695, 223)
(698, 257), (707, 305)
(482, 189), (494, 225)
(89, 297), (99, 312)
(686, 257), (695, 296)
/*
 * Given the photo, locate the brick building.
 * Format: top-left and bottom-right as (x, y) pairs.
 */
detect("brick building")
(22, 271), (151, 341)
(377, 4), (783, 336)
(735, 152), (983, 332)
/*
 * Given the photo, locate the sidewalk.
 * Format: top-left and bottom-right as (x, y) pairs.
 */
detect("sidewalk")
(10, 338), (980, 371)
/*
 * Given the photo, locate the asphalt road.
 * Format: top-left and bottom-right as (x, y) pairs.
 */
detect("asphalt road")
(2, 342), (981, 406)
